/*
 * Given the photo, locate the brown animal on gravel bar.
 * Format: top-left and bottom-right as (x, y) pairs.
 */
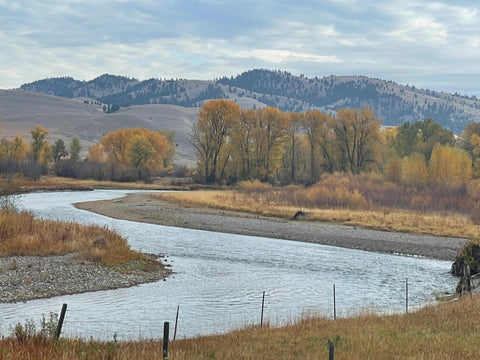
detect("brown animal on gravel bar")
(293, 210), (306, 220)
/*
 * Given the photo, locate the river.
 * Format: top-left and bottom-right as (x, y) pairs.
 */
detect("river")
(0, 190), (457, 340)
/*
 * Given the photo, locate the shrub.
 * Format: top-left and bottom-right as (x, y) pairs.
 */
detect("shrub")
(236, 179), (272, 193)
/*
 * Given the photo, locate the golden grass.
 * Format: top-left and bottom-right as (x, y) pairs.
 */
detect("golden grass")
(0, 175), (190, 192)
(158, 190), (480, 238)
(0, 210), (146, 266)
(2, 294), (480, 359)
(36, 176), (168, 190)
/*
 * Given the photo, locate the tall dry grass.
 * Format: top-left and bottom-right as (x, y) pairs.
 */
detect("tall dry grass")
(2, 294), (480, 359)
(158, 189), (479, 238)
(0, 210), (144, 266)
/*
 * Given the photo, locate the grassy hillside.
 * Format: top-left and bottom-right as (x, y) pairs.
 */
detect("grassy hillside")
(0, 90), (198, 166)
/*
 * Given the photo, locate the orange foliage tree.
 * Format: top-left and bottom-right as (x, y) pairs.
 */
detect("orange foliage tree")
(101, 128), (169, 172)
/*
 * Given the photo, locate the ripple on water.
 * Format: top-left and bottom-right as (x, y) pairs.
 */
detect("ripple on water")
(0, 190), (458, 340)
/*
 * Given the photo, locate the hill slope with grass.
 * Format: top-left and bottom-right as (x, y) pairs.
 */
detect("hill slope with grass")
(20, 70), (480, 133)
(0, 89), (198, 166)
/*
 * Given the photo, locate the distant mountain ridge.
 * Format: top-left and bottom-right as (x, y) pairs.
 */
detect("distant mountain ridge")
(20, 69), (480, 133)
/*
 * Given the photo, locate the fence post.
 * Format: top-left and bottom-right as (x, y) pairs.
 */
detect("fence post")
(163, 321), (169, 360)
(333, 285), (336, 320)
(405, 278), (408, 314)
(54, 303), (68, 340)
(261, 291), (265, 328)
(174, 305), (179, 341)
(328, 339), (335, 360)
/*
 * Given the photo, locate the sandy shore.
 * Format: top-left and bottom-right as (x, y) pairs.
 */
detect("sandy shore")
(75, 192), (468, 261)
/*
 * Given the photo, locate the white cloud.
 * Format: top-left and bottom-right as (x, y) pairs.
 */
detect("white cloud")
(0, 0), (480, 96)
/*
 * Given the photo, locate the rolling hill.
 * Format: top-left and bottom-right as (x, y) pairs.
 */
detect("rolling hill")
(20, 69), (480, 133)
(3, 69), (480, 168)
(0, 89), (198, 166)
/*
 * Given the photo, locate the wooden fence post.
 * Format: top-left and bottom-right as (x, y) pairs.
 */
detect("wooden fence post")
(163, 321), (169, 360)
(261, 291), (265, 328)
(328, 339), (335, 360)
(174, 305), (179, 341)
(333, 285), (336, 320)
(405, 278), (408, 314)
(54, 303), (67, 340)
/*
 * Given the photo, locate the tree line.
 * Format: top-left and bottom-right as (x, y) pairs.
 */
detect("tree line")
(191, 99), (477, 186)
(0, 123), (175, 182)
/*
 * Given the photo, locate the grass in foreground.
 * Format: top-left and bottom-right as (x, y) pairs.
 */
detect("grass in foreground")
(1, 294), (480, 359)
(157, 190), (479, 238)
(0, 209), (149, 267)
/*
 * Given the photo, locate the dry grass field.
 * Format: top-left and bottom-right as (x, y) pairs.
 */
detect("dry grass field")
(1, 294), (479, 359)
(0, 207), (152, 267)
(158, 190), (479, 239)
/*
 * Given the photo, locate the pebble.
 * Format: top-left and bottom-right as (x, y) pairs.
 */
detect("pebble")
(0, 253), (170, 303)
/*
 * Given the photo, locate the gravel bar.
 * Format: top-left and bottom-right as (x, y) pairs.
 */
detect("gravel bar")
(76, 192), (468, 261)
(0, 253), (169, 303)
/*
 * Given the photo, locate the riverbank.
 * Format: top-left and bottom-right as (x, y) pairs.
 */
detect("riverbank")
(0, 205), (171, 303)
(0, 253), (170, 303)
(75, 192), (467, 261)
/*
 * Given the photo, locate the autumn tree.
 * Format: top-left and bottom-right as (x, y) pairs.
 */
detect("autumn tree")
(335, 108), (381, 174)
(128, 135), (154, 168)
(416, 118), (454, 161)
(401, 153), (428, 188)
(255, 107), (289, 182)
(395, 118), (454, 161)
(30, 125), (49, 164)
(0, 136), (29, 161)
(229, 108), (256, 180)
(190, 100), (240, 183)
(302, 110), (336, 182)
(286, 112), (303, 183)
(428, 144), (472, 184)
(102, 128), (169, 172)
(87, 143), (106, 162)
(69, 137), (81, 162)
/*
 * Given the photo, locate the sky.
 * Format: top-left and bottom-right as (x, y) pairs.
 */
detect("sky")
(1, 0), (480, 96)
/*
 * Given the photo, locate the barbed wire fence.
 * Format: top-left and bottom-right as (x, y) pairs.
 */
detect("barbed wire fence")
(0, 277), (430, 342)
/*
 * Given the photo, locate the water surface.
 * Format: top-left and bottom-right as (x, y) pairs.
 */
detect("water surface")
(0, 190), (457, 340)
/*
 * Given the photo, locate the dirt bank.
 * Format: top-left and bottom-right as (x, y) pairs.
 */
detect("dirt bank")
(75, 192), (467, 261)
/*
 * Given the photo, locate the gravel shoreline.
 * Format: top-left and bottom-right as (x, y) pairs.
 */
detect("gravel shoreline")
(75, 192), (468, 261)
(0, 253), (170, 303)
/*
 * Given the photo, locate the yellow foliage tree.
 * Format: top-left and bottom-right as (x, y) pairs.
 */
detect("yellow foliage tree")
(30, 125), (49, 163)
(384, 156), (402, 183)
(101, 128), (169, 171)
(0, 136), (29, 161)
(428, 144), (472, 184)
(191, 100), (240, 183)
(401, 153), (428, 187)
(87, 143), (106, 162)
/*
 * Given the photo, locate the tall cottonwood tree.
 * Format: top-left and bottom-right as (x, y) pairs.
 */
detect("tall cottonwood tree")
(256, 107), (290, 182)
(335, 108), (381, 174)
(30, 125), (49, 164)
(302, 110), (336, 183)
(190, 100), (240, 183)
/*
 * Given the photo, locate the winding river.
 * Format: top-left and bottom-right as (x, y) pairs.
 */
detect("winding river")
(0, 190), (457, 340)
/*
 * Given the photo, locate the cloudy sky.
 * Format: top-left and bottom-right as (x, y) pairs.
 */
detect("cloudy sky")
(1, 0), (480, 95)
